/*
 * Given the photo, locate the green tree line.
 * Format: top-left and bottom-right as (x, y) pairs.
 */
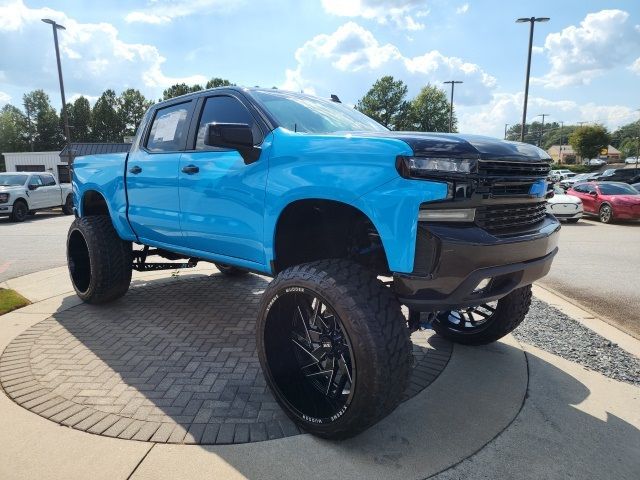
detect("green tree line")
(355, 76), (457, 132)
(0, 77), (234, 153)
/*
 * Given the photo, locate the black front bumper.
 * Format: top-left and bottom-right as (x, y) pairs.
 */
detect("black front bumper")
(393, 215), (560, 312)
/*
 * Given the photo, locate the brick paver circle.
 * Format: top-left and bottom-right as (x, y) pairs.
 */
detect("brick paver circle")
(0, 274), (452, 445)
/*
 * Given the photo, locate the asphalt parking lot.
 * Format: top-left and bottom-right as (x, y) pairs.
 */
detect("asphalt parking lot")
(0, 211), (73, 282)
(540, 217), (640, 338)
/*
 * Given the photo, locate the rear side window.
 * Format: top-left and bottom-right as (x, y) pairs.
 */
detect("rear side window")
(39, 175), (56, 186)
(146, 102), (191, 152)
(195, 96), (262, 150)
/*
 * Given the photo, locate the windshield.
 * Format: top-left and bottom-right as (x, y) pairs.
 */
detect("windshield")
(598, 183), (639, 195)
(252, 91), (388, 134)
(0, 174), (28, 186)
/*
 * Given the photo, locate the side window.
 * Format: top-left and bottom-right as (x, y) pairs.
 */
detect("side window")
(585, 185), (596, 194)
(195, 96), (262, 150)
(146, 102), (191, 152)
(29, 176), (43, 187)
(573, 184), (583, 193)
(39, 175), (56, 186)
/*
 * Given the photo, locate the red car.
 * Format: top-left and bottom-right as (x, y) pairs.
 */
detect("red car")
(567, 182), (640, 223)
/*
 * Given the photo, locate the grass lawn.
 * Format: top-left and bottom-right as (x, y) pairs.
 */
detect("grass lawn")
(0, 288), (30, 315)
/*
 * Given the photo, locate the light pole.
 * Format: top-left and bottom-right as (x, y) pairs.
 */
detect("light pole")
(504, 123), (509, 140)
(443, 80), (463, 133)
(536, 113), (549, 147)
(516, 16), (550, 142)
(42, 18), (71, 163)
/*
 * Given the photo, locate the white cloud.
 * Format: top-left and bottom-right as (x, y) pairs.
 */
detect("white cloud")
(456, 4), (469, 15)
(281, 22), (496, 105)
(125, 0), (244, 24)
(536, 9), (640, 87)
(458, 92), (637, 138)
(630, 57), (640, 75)
(0, 91), (11, 106)
(532, 46), (544, 55)
(321, 0), (428, 31)
(0, 0), (207, 103)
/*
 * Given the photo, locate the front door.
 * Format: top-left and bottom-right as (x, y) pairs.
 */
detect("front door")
(126, 100), (194, 246)
(178, 94), (269, 264)
(26, 175), (46, 209)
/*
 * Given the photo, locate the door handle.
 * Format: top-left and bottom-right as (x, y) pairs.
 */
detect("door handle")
(182, 165), (200, 175)
(129, 165), (142, 175)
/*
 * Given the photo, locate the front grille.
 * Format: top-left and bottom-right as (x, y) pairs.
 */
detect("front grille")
(477, 160), (551, 177)
(490, 184), (532, 197)
(476, 202), (547, 233)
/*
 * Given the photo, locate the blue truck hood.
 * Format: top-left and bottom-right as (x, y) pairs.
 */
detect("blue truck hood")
(349, 132), (551, 162)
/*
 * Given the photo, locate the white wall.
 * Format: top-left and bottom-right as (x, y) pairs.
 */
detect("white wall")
(2, 151), (66, 182)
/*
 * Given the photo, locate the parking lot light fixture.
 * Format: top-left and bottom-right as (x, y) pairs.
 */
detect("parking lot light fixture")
(516, 16), (550, 142)
(42, 18), (72, 164)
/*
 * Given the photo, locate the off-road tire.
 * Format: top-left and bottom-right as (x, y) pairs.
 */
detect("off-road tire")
(256, 259), (412, 439)
(214, 263), (249, 277)
(62, 194), (74, 215)
(432, 285), (533, 346)
(67, 215), (132, 304)
(10, 199), (28, 222)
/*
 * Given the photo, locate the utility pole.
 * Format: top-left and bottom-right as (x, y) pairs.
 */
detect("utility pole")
(516, 16), (550, 142)
(558, 121), (564, 165)
(536, 113), (549, 147)
(443, 80), (463, 133)
(504, 123), (509, 140)
(42, 18), (72, 164)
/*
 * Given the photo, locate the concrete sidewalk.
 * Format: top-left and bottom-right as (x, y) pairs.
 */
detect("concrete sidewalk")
(0, 267), (638, 480)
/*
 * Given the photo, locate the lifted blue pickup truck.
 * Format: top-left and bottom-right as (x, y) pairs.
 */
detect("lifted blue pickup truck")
(67, 87), (559, 439)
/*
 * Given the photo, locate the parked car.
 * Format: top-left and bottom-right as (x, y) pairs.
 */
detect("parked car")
(583, 158), (607, 167)
(567, 182), (640, 223)
(625, 157), (639, 165)
(0, 172), (73, 222)
(546, 186), (583, 223)
(66, 87), (560, 439)
(633, 182), (640, 192)
(559, 172), (598, 189)
(549, 169), (572, 182)
(595, 168), (640, 184)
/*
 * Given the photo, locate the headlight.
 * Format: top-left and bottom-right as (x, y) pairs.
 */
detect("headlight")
(419, 208), (476, 222)
(397, 156), (474, 178)
(0, 193), (9, 204)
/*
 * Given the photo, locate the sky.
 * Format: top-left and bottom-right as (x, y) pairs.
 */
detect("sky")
(0, 0), (639, 138)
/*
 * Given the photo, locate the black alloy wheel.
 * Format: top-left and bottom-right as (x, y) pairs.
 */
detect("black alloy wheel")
(263, 290), (355, 424)
(432, 285), (532, 346)
(10, 200), (28, 222)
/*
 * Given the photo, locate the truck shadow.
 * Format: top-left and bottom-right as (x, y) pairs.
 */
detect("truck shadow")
(1, 273), (450, 445)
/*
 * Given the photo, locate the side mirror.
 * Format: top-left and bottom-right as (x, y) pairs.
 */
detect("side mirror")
(204, 123), (261, 164)
(589, 191), (597, 197)
(28, 184), (38, 190)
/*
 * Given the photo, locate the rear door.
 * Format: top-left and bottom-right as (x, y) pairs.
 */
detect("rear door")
(38, 174), (61, 206)
(126, 100), (195, 246)
(178, 93), (269, 264)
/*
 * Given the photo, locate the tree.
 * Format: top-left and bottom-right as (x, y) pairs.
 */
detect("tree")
(569, 125), (611, 160)
(356, 76), (410, 130)
(91, 89), (123, 142)
(206, 77), (233, 89)
(404, 84), (455, 133)
(162, 83), (203, 101)
(23, 90), (64, 150)
(69, 96), (92, 142)
(611, 120), (640, 159)
(119, 89), (151, 137)
(0, 104), (30, 152)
